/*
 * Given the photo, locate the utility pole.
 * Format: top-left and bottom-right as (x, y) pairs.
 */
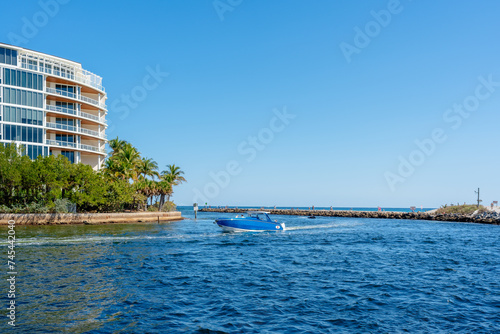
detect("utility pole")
(475, 188), (482, 208)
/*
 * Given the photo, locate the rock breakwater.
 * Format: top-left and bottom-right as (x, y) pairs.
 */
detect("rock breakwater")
(200, 208), (500, 225)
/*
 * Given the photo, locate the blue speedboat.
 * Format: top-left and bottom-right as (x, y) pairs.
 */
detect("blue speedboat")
(215, 211), (285, 232)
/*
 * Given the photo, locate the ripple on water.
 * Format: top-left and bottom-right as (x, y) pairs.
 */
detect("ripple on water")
(3, 217), (500, 333)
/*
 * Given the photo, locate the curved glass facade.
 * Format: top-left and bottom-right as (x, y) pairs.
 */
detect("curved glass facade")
(0, 43), (107, 170)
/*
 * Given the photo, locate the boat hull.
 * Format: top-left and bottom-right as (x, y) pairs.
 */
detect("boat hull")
(215, 218), (285, 232)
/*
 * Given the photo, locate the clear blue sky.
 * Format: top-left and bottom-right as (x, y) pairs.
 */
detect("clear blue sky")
(2, 0), (499, 208)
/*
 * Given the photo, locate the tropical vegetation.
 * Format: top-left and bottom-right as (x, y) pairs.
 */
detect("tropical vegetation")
(436, 204), (486, 215)
(0, 138), (186, 213)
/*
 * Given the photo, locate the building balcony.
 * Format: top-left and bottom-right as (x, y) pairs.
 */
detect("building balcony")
(45, 87), (106, 110)
(46, 105), (106, 125)
(45, 122), (106, 140)
(46, 139), (106, 154)
(20, 62), (104, 93)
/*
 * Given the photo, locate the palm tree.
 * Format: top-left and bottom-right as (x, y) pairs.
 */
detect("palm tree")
(115, 143), (141, 181)
(103, 158), (124, 180)
(135, 178), (157, 208)
(104, 138), (141, 181)
(108, 137), (127, 156)
(157, 180), (172, 211)
(161, 164), (186, 202)
(138, 157), (159, 180)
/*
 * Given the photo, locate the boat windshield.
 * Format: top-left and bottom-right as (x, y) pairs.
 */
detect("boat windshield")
(248, 212), (271, 221)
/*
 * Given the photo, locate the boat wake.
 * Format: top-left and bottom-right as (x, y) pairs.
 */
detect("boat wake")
(286, 222), (354, 231)
(0, 234), (183, 246)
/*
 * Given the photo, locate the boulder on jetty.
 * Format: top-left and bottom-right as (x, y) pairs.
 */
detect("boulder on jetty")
(199, 208), (500, 225)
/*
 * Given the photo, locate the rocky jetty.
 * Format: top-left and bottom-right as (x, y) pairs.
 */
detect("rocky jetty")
(200, 208), (500, 225)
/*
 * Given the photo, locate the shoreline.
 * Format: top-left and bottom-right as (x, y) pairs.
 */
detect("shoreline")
(200, 208), (500, 225)
(0, 211), (183, 225)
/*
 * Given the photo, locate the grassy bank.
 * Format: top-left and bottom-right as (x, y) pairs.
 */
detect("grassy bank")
(435, 204), (486, 215)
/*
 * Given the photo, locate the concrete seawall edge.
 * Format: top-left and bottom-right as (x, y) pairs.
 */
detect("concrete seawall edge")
(0, 211), (184, 225)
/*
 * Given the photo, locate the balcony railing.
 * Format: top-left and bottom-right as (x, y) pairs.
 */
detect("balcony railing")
(46, 122), (76, 132)
(46, 122), (106, 139)
(46, 105), (106, 124)
(46, 88), (106, 109)
(46, 140), (105, 154)
(21, 62), (105, 92)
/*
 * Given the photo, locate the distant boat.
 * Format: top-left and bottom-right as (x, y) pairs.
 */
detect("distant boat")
(215, 211), (285, 232)
(308, 215), (316, 219)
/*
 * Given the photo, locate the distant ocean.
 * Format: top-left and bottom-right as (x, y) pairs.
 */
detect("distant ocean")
(186, 206), (435, 213)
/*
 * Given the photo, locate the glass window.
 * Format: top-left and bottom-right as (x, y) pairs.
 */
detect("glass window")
(4, 69), (10, 85)
(5, 49), (11, 65)
(4, 107), (9, 122)
(4, 88), (10, 102)
(2, 69), (43, 90)
(11, 49), (17, 66)
(10, 70), (15, 86)
(5, 125), (10, 139)
(61, 151), (74, 163)
(21, 90), (27, 106)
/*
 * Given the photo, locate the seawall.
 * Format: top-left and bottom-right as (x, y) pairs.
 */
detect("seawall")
(0, 211), (183, 225)
(200, 208), (500, 225)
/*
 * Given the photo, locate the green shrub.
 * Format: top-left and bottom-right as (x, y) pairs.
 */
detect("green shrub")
(0, 205), (11, 213)
(0, 203), (49, 214)
(147, 205), (159, 212)
(25, 202), (49, 214)
(52, 198), (74, 213)
(436, 204), (484, 215)
(161, 201), (176, 212)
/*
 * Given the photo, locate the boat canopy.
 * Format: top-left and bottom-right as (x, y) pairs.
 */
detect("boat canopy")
(246, 211), (272, 222)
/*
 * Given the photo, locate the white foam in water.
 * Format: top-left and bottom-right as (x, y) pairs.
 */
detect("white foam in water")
(286, 222), (354, 231)
(0, 234), (182, 246)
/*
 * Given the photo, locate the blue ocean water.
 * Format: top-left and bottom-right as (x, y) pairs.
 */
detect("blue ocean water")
(1, 208), (499, 333)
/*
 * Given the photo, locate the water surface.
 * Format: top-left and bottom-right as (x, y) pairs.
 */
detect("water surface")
(1, 208), (499, 333)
